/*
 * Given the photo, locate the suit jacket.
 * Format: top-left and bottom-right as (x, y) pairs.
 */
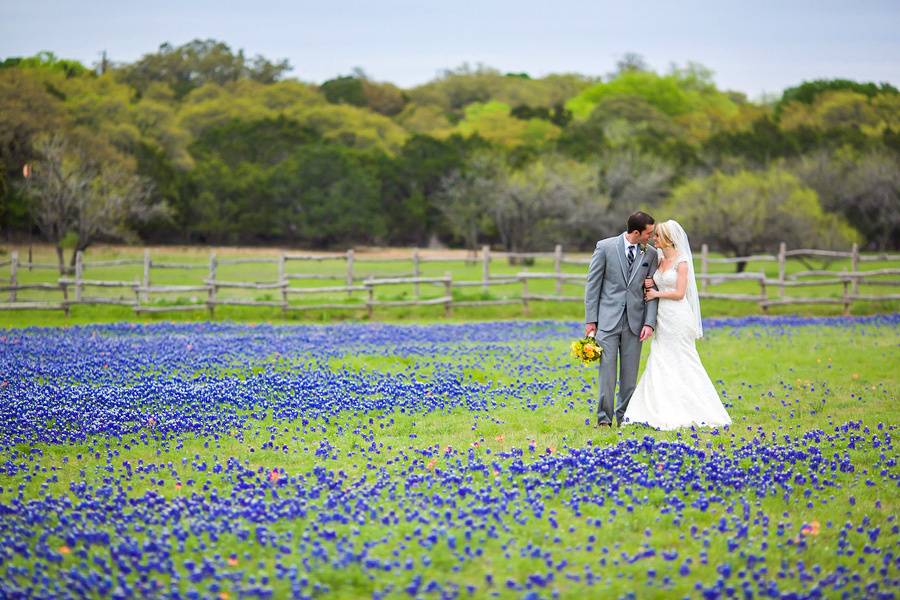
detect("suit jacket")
(584, 235), (659, 335)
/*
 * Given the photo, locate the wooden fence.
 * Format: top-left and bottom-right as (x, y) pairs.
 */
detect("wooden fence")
(1, 244), (898, 317)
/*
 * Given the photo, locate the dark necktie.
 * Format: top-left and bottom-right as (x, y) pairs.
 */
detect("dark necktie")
(627, 245), (635, 269)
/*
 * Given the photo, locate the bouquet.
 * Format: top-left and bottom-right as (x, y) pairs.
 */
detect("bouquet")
(571, 334), (602, 365)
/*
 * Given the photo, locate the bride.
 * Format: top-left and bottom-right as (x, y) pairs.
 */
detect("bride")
(621, 220), (731, 430)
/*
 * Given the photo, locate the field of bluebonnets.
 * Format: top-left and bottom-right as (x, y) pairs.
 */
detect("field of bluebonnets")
(1, 315), (898, 599)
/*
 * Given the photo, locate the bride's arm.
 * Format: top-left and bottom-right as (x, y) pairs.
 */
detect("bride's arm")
(645, 263), (688, 300)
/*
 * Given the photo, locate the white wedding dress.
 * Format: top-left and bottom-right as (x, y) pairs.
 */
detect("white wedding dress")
(622, 258), (732, 430)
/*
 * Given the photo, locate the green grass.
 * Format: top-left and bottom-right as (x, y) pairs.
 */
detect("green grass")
(1, 319), (897, 597)
(1, 243), (897, 328)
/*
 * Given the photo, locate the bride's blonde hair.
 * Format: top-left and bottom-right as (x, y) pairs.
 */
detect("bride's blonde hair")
(655, 220), (678, 249)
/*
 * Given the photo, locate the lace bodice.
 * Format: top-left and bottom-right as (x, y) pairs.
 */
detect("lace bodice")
(653, 266), (678, 291)
(652, 259), (687, 293)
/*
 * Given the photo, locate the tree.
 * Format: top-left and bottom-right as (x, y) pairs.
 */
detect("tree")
(612, 52), (650, 76)
(21, 135), (166, 272)
(591, 149), (674, 238)
(565, 64), (738, 122)
(485, 155), (601, 256)
(776, 79), (898, 117)
(408, 64), (592, 117)
(793, 151), (900, 250)
(436, 153), (500, 252)
(0, 51), (90, 78)
(190, 115), (319, 167)
(0, 68), (68, 231)
(779, 90), (880, 131)
(558, 95), (693, 164)
(703, 116), (805, 165)
(378, 134), (490, 245)
(120, 39), (291, 99)
(666, 168), (858, 271)
(320, 76), (367, 107)
(321, 73), (408, 116)
(267, 144), (386, 247)
(456, 101), (561, 148)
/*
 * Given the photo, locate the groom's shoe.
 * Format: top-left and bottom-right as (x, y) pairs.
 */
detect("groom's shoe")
(596, 421), (613, 429)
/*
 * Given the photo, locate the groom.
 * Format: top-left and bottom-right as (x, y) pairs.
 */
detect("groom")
(584, 211), (659, 427)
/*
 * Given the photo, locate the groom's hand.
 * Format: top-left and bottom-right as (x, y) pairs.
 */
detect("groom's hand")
(585, 323), (597, 337)
(639, 325), (654, 341)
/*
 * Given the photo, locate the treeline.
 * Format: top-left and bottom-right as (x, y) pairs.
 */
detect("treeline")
(1, 41), (898, 268)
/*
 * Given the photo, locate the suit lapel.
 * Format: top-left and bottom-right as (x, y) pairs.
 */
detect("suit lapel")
(626, 247), (644, 286)
(617, 236), (629, 282)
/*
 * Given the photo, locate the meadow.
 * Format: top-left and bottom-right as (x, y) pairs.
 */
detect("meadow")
(1, 315), (897, 598)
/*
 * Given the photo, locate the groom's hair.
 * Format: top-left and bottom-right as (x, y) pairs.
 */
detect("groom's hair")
(627, 211), (655, 234)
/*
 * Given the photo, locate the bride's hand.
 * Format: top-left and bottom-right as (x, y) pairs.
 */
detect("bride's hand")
(645, 289), (661, 301)
(643, 278), (654, 290)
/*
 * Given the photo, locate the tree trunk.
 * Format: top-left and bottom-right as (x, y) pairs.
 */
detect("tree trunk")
(68, 241), (91, 268)
(736, 261), (747, 273)
(55, 245), (66, 275)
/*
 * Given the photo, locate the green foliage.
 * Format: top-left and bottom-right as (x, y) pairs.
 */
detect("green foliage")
(270, 144), (386, 246)
(666, 168), (859, 267)
(704, 116), (808, 165)
(510, 103), (572, 127)
(0, 43), (898, 250)
(120, 39), (291, 99)
(565, 67), (738, 122)
(361, 79), (408, 116)
(320, 76), (367, 106)
(409, 64), (592, 115)
(793, 150), (900, 250)
(380, 134), (491, 245)
(0, 51), (90, 78)
(190, 116), (319, 166)
(456, 101), (561, 148)
(777, 79), (898, 112)
(558, 95), (697, 166)
(0, 68), (70, 231)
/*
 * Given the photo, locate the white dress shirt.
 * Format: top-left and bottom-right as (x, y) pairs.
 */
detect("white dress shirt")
(621, 232), (641, 261)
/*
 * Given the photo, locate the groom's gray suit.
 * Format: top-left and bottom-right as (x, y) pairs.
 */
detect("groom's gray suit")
(584, 235), (659, 425)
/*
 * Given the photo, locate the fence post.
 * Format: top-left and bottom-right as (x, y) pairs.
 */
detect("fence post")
(444, 271), (453, 318)
(413, 250), (421, 300)
(554, 244), (563, 295)
(482, 245), (490, 293)
(74, 250), (84, 302)
(346, 249), (355, 296)
(521, 276), (529, 316)
(278, 253), (287, 314)
(777, 242), (787, 299)
(141, 249), (151, 304)
(9, 251), (18, 302)
(758, 275), (768, 314)
(365, 277), (374, 319)
(207, 252), (217, 318)
(850, 242), (859, 295)
(60, 280), (69, 316)
(700, 244), (708, 293)
(842, 279), (851, 316)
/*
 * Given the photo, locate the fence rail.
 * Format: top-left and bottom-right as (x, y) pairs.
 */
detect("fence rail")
(1, 244), (898, 317)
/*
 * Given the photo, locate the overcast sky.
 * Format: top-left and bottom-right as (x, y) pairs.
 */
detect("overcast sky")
(2, 0), (898, 99)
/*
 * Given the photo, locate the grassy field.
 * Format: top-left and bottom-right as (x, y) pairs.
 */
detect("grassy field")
(1, 243), (898, 328)
(0, 316), (897, 598)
